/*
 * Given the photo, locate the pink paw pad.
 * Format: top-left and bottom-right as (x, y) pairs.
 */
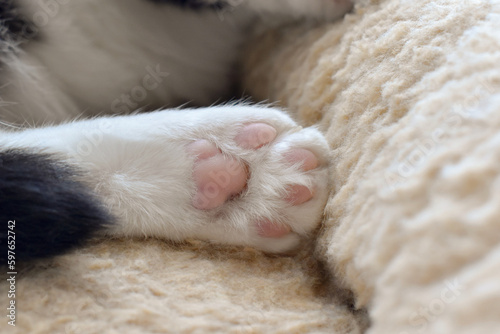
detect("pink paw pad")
(189, 123), (278, 211)
(257, 219), (292, 238)
(281, 148), (319, 205)
(285, 185), (314, 205)
(188, 124), (320, 241)
(283, 148), (319, 172)
(234, 123), (277, 149)
(188, 140), (247, 210)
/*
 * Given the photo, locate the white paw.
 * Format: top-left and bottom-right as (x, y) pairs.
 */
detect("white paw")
(97, 106), (330, 253)
(179, 106), (331, 253)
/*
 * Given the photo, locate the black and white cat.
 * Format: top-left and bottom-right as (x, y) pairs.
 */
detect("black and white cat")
(0, 0), (352, 261)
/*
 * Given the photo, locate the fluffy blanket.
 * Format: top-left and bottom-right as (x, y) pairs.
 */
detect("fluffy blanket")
(3, 0), (499, 333)
(243, 0), (500, 332)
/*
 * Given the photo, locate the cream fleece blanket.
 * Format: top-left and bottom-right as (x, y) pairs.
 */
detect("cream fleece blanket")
(2, 0), (500, 333)
(244, 0), (500, 332)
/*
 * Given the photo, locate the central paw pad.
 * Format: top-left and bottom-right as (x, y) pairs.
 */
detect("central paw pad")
(188, 140), (247, 210)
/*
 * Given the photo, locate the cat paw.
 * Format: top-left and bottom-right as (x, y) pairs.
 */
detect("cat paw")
(184, 106), (331, 253)
(94, 106), (330, 253)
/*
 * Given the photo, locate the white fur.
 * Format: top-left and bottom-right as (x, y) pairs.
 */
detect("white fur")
(6, 0), (254, 124)
(0, 106), (331, 252)
(2, 0), (352, 125)
(0, 0), (351, 252)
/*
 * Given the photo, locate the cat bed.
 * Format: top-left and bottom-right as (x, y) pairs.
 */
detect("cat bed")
(243, 0), (500, 332)
(3, 0), (499, 333)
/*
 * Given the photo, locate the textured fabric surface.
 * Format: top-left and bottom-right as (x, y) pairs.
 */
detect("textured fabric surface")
(243, 0), (500, 333)
(2, 239), (364, 333)
(3, 0), (500, 333)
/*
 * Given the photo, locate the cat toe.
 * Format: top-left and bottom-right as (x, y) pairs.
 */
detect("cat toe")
(184, 110), (330, 253)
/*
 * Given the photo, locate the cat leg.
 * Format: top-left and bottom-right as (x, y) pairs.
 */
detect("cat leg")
(1, 105), (331, 254)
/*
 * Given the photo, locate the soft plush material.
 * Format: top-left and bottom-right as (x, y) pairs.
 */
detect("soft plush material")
(3, 0), (500, 333)
(243, 0), (500, 332)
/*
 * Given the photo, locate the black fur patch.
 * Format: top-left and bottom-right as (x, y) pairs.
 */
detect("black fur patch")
(0, 150), (113, 263)
(0, 0), (35, 47)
